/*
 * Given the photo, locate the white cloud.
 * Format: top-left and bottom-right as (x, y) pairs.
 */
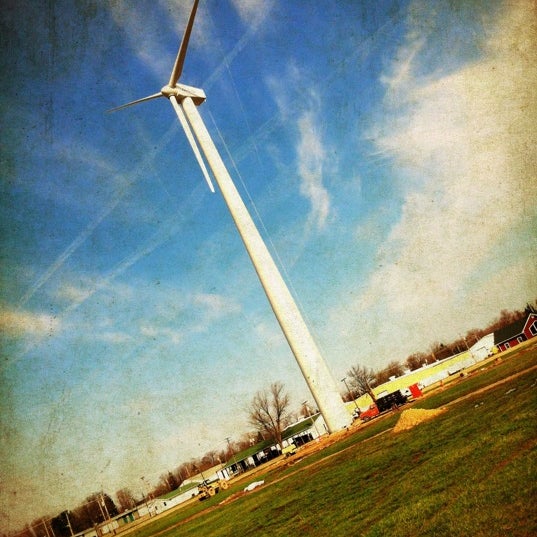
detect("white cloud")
(268, 67), (332, 232)
(193, 293), (242, 319)
(334, 1), (537, 364)
(230, 0), (274, 26)
(297, 110), (331, 231)
(140, 323), (183, 345)
(0, 307), (61, 337)
(98, 331), (133, 344)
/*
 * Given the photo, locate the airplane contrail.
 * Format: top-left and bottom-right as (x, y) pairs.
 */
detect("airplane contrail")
(17, 1), (398, 335)
(18, 121), (179, 307)
(203, 8), (270, 93)
(17, 6), (267, 308)
(4, 183), (207, 374)
(62, 184), (206, 316)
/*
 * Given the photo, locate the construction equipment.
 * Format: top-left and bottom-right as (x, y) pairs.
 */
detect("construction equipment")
(197, 479), (228, 500)
(282, 443), (297, 457)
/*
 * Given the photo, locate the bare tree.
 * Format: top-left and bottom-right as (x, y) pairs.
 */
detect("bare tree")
(116, 488), (136, 512)
(405, 352), (427, 371)
(248, 381), (291, 449)
(347, 365), (377, 402)
(374, 360), (405, 385)
(465, 328), (485, 346)
(429, 342), (451, 361)
(300, 401), (311, 418)
(202, 450), (220, 467)
(166, 471), (180, 490)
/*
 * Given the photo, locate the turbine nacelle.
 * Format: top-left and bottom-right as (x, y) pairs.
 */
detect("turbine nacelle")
(161, 84), (206, 106)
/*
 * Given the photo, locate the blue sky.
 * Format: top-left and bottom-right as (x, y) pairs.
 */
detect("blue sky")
(1, 0), (536, 528)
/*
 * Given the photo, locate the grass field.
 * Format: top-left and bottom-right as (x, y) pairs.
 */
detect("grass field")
(126, 346), (537, 536)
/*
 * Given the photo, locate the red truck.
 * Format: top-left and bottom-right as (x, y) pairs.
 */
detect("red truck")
(356, 391), (409, 422)
(357, 404), (380, 422)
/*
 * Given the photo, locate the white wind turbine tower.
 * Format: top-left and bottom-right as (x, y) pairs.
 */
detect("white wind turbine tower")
(110, 0), (352, 432)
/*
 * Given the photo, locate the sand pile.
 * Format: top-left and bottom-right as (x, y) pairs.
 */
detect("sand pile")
(393, 408), (447, 433)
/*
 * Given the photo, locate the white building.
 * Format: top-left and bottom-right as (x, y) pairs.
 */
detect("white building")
(470, 334), (496, 361)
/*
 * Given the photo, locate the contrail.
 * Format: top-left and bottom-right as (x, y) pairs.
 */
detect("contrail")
(18, 121), (179, 307)
(62, 183), (206, 316)
(3, 183), (207, 373)
(18, 199), (120, 307)
(203, 8), (270, 93)
(14, 3), (400, 353)
(17, 3), (270, 308)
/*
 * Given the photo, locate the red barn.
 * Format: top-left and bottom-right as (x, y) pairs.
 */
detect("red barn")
(494, 313), (537, 352)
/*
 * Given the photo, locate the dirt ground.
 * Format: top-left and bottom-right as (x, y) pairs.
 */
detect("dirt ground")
(392, 408), (447, 432)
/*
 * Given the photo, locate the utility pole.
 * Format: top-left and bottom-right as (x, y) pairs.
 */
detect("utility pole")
(64, 512), (74, 537)
(140, 477), (152, 518)
(100, 492), (111, 521)
(226, 437), (238, 474)
(341, 377), (359, 412)
(41, 518), (52, 537)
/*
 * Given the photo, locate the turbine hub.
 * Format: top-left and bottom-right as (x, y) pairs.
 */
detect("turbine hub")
(161, 83), (206, 106)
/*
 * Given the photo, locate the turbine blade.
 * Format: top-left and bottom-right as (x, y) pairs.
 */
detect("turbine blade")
(168, 0), (200, 87)
(169, 95), (215, 193)
(107, 92), (163, 113)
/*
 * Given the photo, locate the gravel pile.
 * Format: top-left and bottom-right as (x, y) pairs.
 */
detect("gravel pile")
(393, 408), (446, 433)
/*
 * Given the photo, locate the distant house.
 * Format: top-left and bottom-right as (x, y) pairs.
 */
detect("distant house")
(137, 464), (232, 516)
(137, 483), (200, 516)
(469, 333), (496, 360)
(224, 438), (284, 475)
(494, 313), (537, 352)
(223, 415), (326, 475)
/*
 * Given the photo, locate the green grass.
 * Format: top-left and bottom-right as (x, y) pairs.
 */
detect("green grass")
(126, 348), (537, 537)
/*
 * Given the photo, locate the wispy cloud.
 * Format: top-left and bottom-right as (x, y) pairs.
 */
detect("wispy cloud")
(179, 292), (242, 336)
(2, 182), (207, 374)
(297, 108), (330, 231)
(140, 323), (183, 345)
(97, 331), (133, 344)
(108, 1), (243, 87)
(268, 66), (332, 232)
(137, 291), (241, 343)
(193, 293), (241, 318)
(333, 1), (537, 364)
(254, 320), (284, 350)
(108, 3), (189, 82)
(0, 307), (61, 338)
(380, 37), (424, 101)
(230, 0), (274, 26)
(18, 122), (181, 308)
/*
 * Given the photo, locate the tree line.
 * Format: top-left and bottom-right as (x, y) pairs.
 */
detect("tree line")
(13, 493), (118, 537)
(7, 300), (535, 537)
(342, 301), (536, 403)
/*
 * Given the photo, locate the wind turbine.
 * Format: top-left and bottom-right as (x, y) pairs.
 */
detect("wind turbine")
(110, 0), (352, 433)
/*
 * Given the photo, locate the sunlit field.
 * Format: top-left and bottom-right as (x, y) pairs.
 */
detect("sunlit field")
(126, 345), (537, 537)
